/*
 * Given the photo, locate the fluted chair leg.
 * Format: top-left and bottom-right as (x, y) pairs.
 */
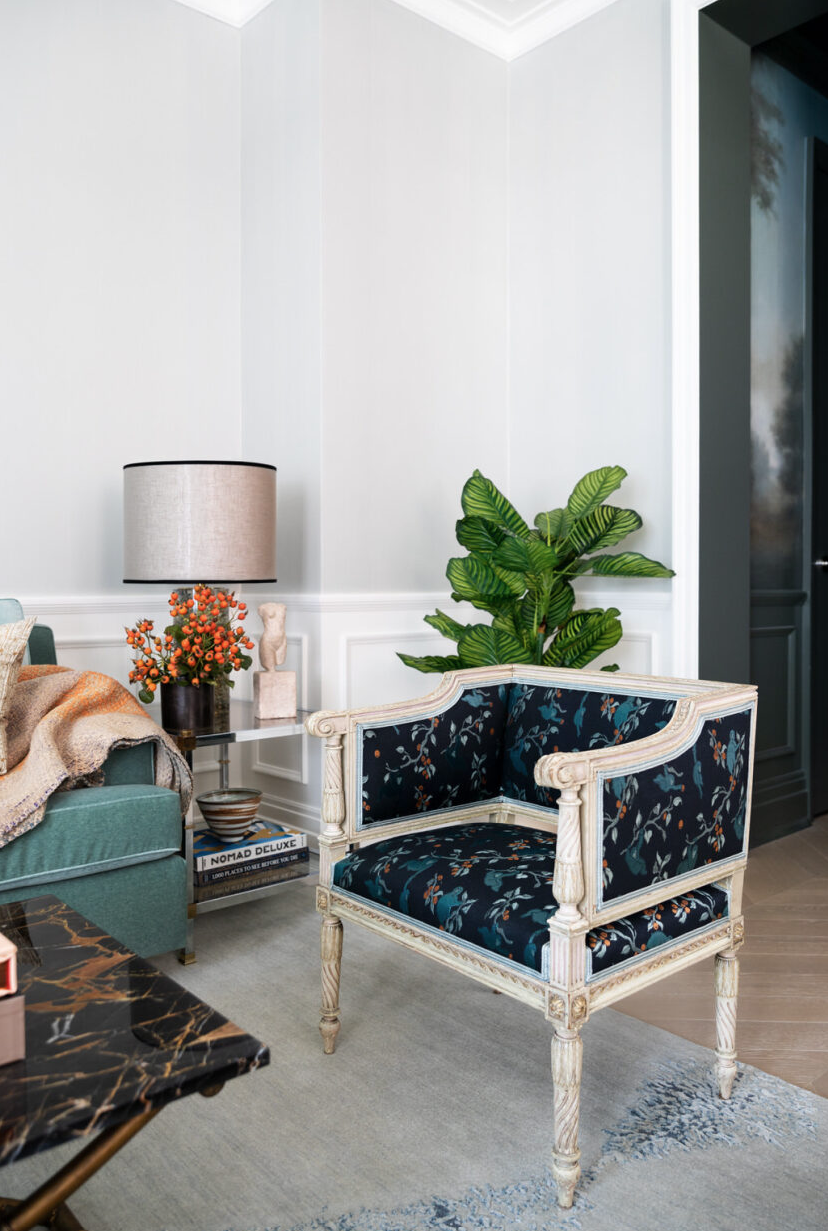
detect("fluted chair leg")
(320, 913), (344, 1054)
(715, 949), (739, 1098)
(551, 1024), (583, 1208)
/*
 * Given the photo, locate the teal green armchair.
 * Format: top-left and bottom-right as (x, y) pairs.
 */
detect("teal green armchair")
(0, 612), (187, 957)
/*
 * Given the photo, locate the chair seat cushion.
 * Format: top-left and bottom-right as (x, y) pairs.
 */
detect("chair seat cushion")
(333, 822), (729, 978)
(0, 784), (182, 890)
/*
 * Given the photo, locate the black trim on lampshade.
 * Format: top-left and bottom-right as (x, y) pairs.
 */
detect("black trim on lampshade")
(124, 461), (277, 471)
(122, 578), (278, 584)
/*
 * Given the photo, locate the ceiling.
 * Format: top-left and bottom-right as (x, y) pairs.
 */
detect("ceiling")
(171, 0), (617, 60)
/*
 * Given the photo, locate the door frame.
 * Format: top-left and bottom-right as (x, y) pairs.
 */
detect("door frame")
(669, 0), (716, 680)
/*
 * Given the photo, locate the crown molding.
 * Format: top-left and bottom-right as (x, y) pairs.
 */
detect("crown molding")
(169, 0), (621, 59)
(171, 0), (275, 28)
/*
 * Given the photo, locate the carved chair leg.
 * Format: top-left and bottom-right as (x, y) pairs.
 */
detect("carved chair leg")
(551, 1025), (583, 1209)
(715, 949), (739, 1099)
(320, 913), (343, 1055)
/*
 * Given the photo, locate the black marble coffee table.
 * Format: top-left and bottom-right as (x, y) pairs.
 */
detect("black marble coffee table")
(0, 895), (269, 1231)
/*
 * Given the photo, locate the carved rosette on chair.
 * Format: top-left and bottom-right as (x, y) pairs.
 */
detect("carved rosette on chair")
(305, 665), (758, 1209)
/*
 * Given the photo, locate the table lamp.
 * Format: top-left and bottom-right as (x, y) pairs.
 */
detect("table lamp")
(123, 460), (279, 726)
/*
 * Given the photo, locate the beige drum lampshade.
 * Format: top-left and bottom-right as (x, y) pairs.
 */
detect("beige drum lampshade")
(123, 461), (277, 583)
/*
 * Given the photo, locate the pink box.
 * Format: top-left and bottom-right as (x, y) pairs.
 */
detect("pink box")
(0, 992), (25, 1065)
(0, 931), (17, 997)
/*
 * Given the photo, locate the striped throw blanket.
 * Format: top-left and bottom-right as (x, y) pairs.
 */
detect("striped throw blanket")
(0, 665), (192, 847)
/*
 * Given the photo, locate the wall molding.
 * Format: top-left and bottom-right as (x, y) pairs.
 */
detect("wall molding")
(670, 0), (717, 678)
(167, 0), (621, 59)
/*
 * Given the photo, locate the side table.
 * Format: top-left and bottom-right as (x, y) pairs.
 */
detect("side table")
(163, 700), (311, 965)
(0, 895), (268, 1231)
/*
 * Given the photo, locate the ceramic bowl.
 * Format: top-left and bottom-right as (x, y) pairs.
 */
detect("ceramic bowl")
(196, 788), (262, 844)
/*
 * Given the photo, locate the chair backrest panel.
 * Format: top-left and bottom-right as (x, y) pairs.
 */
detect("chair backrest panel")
(357, 677), (683, 830)
(359, 683), (509, 826)
(501, 684), (678, 810)
(599, 704), (753, 907)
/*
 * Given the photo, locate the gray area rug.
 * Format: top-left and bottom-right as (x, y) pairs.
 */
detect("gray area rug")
(5, 876), (826, 1231)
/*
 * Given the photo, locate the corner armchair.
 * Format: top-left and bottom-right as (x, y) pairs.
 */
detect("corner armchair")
(307, 666), (756, 1208)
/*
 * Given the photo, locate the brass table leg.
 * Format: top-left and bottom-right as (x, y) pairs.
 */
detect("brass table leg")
(0, 1107), (160, 1231)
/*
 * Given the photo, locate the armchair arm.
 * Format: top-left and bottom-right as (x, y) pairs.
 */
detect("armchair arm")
(27, 624), (57, 666)
(535, 685), (757, 924)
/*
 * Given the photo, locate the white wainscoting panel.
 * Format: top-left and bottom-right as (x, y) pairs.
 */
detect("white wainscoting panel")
(18, 588), (675, 840)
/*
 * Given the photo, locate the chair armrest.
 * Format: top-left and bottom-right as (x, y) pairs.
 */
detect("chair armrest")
(27, 624), (57, 666)
(101, 744), (155, 785)
(535, 684), (757, 924)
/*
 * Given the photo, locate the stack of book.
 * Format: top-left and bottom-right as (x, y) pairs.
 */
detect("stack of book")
(193, 821), (309, 902)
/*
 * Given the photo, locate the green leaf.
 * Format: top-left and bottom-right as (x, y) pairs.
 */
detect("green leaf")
(447, 555), (526, 600)
(544, 580), (576, 630)
(585, 552), (675, 578)
(461, 471), (532, 539)
(534, 508), (569, 544)
(423, 609), (467, 642)
(543, 608), (623, 668)
(457, 623), (534, 667)
(566, 506), (642, 555)
(601, 663), (620, 672)
(566, 465), (627, 522)
(455, 517), (505, 555)
(397, 652), (463, 674)
(450, 590), (516, 617)
(491, 535), (559, 576)
(138, 687), (154, 704)
(491, 608), (520, 639)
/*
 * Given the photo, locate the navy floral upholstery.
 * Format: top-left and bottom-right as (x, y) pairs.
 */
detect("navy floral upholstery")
(601, 708), (753, 906)
(360, 685), (508, 827)
(501, 685), (677, 809)
(333, 822), (729, 979)
(587, 885), (728, 977)
(359, 682), (678, 828)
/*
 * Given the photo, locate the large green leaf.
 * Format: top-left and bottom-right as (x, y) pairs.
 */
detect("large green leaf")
(566, 506), (642, 555)
(451, 590), (517, 617)
(397, 652), (463, 674)
(566, 465), (627, 523)
(543, 608), (623, 668)
(461, 471), (532, 539)
(446, 555), (525, 600)
(455, 516), (505, 555)
(586, 552), (675, 578)
(534, 508), (569, 544)
(491, 535), (559, 576)
(545, 579), (576, 629)
(492, 607), (520, 640)
(424, 609), (467, 642)
(458, 623), (534, 667)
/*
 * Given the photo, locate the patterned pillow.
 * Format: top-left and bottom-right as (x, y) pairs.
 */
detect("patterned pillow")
(0, 617), (36, 774)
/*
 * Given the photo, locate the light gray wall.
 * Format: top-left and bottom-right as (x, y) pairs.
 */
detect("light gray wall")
(0, 0), (242, 597)
(508, 0), (673, 572)
(318, 0), (509, 593)
(240, 0), (322, 596)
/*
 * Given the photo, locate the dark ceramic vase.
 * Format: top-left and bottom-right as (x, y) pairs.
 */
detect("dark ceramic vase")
(160, 682), (215, 735)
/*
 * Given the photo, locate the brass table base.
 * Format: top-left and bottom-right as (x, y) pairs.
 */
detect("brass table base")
(0, 1106), (159, 1231)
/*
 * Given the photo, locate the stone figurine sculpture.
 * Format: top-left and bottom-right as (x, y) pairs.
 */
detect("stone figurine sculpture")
(253, 602), (297, 719)
(258, 602), (287, 671)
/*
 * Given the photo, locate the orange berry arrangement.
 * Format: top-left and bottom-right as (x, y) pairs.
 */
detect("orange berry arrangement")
(126, 585), (255, 705)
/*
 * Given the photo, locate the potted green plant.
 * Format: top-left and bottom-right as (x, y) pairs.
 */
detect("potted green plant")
(399, 466), (674, 674)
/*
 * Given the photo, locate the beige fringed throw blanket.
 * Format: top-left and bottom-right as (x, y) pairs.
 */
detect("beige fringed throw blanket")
(0, 665), (193, 847)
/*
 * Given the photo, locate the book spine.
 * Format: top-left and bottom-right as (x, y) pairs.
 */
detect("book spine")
(194, 832), (306, 872)
(194, 860), (310, 901)
(195, 849), (309, 886)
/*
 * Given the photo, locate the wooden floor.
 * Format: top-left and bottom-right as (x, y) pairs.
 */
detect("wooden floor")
(616, 814), (828, 1096)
